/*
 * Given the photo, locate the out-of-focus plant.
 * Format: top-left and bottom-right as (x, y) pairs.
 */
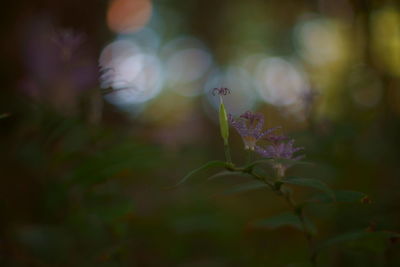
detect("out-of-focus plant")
(175, 88), (399, 266)
(19, 22), (100, 120)
(0, 113), (10, 119)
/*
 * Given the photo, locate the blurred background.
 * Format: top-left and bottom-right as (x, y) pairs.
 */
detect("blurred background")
(1, 0), (400, 266)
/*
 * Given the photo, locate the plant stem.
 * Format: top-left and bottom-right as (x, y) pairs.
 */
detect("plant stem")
(231, 166), (317, 266)
(224, 165), (317, 266)
(246, 150), (252, 165)
(283, 191), (317, 266)
(276, 169), (317, 266)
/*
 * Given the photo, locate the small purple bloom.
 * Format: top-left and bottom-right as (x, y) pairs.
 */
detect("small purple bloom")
(256, 139), (303, 160)
(256, 137), (304, 177)
(264, 132), (288, 144)
(212, 87), (230, 96)
(228, 111), (277, 150)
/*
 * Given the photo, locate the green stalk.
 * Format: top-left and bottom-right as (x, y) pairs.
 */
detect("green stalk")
(282, 191), (317, 266)
(224, 164), (317, 266)
(246, 150), (253, 165)
(276, 167), (317, 266)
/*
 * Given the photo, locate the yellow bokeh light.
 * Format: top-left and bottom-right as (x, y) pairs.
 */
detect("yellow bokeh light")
(371, 6), (400, 77)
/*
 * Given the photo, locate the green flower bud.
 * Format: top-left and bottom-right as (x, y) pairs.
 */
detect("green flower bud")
(219, 102), (229, 145)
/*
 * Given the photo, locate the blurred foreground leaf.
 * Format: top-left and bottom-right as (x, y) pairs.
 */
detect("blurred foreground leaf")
(282, 177), (335, 200)
(0, 113), (10, 119)
(70, 142), (160, 186)
(92, 200), (135, 223)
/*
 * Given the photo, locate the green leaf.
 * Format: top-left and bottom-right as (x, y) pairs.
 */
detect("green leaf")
(254, 212), (302, 230)
(219, 181), (269, 195)
(274, 158), (314, 167)
(282, 177), (335, 200)
(243, 159), (272, 169)
(316, 231), (367, 253)
(173, 161), (226, 187)
(253, 212), (316, 234)
(315, 230), (400, 254)
(308, 190), (367, 204)
(208, 171), (249, 180)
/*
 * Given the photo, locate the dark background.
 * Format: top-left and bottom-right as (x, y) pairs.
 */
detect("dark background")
(1, 0), (400, 266)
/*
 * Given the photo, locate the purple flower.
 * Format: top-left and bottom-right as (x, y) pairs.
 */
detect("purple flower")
(228, 111), (278, 150)
(263, 131), (289, 144)
(255, 139), (303, 160)
(256, 136), (304, 177)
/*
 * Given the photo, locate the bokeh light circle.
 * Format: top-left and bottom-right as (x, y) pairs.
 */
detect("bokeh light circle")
(255, 57), (309, 106)
(99, 39), (163, 106)
(107, 0), (152, 34)
(294, 17), (348, 66)
(103, 53), (163, 106)
(166, 48), (212, 84)
(161, 36), (213, 97)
